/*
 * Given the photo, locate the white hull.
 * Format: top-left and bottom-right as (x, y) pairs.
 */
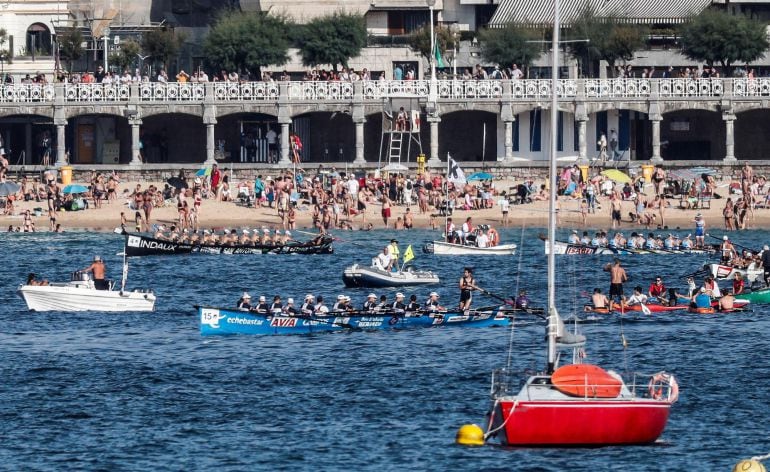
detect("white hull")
(342, 264), (440, 287)
(708, 263), (763, 283)
(18, 283), (156, 312)
(430, 241), (517, 256)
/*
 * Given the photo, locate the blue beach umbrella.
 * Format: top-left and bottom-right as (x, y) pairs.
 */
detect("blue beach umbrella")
(62, 184), (89, 194)
(468, 171), (493, 182)
(195, 167), (212, 177)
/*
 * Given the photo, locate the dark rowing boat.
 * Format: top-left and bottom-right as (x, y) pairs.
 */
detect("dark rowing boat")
(123, 232), (334, 257)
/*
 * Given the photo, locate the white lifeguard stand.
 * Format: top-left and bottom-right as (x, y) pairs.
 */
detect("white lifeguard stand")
(378, 98), (423, 169)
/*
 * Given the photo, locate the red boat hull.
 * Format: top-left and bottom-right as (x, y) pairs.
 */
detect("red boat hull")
(494, 400), (672, 446)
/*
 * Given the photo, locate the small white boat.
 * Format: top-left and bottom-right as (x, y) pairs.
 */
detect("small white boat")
(424, 240), (517, 256)
(342, 263), (440, 288)
(707, 263), (763, 283)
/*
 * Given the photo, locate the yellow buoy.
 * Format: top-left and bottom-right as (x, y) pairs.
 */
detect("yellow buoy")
(455, 424), (485, 446)
(733, 459), (767, 472)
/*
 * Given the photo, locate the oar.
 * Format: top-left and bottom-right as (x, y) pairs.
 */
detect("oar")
(473, 285), (546, 318)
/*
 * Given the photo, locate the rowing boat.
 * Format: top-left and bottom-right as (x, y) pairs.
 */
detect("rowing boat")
(545, 240), (717, 256)
(123, 232), (334, 257)
(199, 306), (510, 336)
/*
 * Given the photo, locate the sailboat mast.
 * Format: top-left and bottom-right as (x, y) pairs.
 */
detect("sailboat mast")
(546, 0), (560, 373)
(445, 153), (451, 240)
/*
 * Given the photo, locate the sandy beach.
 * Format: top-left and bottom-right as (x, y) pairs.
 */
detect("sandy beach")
(2, 177), (766, 235)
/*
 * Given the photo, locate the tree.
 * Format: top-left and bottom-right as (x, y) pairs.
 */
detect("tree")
(298, 12), (366, 71)
(566, 7), (647, 78)
(142, 27), (185, 71)
(478, 25), (543, 75)
(110, 39), (140, 73)
(409, 25), (456, 61)
(57, 29), (84, 72)
(203, 10), (291, 80)
(680, 9), (769, 75)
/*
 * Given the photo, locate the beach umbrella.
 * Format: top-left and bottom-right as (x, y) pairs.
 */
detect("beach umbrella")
(195, 167), (212, 177)
(166, 177), (188, 190)
(600, 169), (632, 183)
(62, 184), (89, 194)
(0, 181), (20, 196)
(468, 171), (493, 181)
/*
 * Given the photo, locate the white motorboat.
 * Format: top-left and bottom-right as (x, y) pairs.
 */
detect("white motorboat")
(424, 240), (517, 256)
(342, 263), (440, 287)
(706, 262), (763, 283)
(18, 271), (156, 312)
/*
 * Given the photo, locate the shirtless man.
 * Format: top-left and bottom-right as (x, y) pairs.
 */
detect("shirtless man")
(82, 255), (108, 290)
(591, 288), (610, 310)
(459, 267), (477, 311)
(610, 194), (622, 229)
(604, 258), (628, 307)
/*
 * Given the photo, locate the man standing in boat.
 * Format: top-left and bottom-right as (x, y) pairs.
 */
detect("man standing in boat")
(604, 259), (627, 308)
(459, 267), (477, 312)
(387, 239), (400, 269)
(82, 255), (108, 290)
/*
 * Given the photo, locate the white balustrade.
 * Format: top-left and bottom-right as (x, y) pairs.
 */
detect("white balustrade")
(287, 81), (354, 100)
(0, 83), (55, 102)
(658, 78), (722, 97)
(138, 82), (205, 101)
(212, 82), (280, 100)
(64, 83), (131, 102)
(585, 79), (651, 98)
(733, 78), (770, 97)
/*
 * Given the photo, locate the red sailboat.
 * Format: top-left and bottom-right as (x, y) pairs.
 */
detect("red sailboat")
(481, 0), (678, 447)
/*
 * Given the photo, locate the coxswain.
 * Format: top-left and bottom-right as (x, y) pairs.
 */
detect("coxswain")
(406, 294), (420, 312)
(26, 273), (49, 286)
(568, 230), (580, 244)
(254, 295), (269, 314)
(270, 295), (283, 315)
(363, 293), (378, 312)
(425, 292), (444, 312)
(388, 239), (400, 267)
(237, 292), (252, 310)
(648, 275), (667, 302)
(301, 294), (315, 315)
(392, 292), (406, 314)
(459, 267), (477, 311)
(514, 289), (530, 310)
(733, 272), (746, 295)
(720, 235), (736, 264)
(314, 295), (329, 315)
(82, 255), (108, 290)
(283, 298), (298, 315)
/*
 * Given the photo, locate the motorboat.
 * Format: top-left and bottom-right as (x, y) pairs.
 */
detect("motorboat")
(342, 263), (439, 287)
(424, 240), (517, 256)
(18, 270), (156, 312)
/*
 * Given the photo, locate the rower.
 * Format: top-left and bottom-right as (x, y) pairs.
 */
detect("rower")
(579, 231), (591, 245)
(720, 235), (736, 264)
(681, 234), (693, 249)
(377, 294), (388, 311)
(237, 292), (252, 311)
(406, 294), (420, 312)
(664, 234), (676, 250)
(254, 295), (269, 314)
(270, 295), (283, 315)
(363, 293), (378, 312)
(590, 232), (601, 246)
(332, 294), (346, 312)
(761, 244), (770, 286)
(314, 295), (329, 315)
(514, 289), (530, 310)
(644, 233), (657, 250)
(301, 294), (315, 315)
(648, 276), (667, 302)
(82, 255), (108, 290)
(567, 230), (580, 244)
(283, 298), (298, 315)
(627, 232), (638, 249)
(425, 291), (444, 312)
(240, 229), (251, 245)
(626, 286), (648, 306)
(392, 292), (406, 314)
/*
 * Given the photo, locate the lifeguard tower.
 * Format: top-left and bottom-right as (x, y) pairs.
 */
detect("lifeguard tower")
(378, 99), (423, 169)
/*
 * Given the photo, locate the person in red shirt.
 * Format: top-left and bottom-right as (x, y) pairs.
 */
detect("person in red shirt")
(732, 272), (745, 295)
(648, 276), (667, 302)
(210, 164), (221, 196)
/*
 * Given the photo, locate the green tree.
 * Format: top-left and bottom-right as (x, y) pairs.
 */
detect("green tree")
(203, 10), (291, 79)
(478, 25), (543, 75)
(57, 29), (84, 72)
(567, 7), (647, 78)
(299, 12), (366, 71)
(142, 27), (185, 71)
(110, 38), (140, 72)
(679, 9), (769, 75)
(409, 25), (456, 61)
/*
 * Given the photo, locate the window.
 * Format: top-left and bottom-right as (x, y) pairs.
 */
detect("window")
(26, 23), (52, 57)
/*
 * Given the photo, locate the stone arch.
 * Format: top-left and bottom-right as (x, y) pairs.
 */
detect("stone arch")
(0, 114), (55, 165)
(66, 113), (130, 165)
(661, 109), (724, 160)
(440, 110), (498, 162)
(735, 109), (770, 160)
(292, 111), (355, 163)
(141, 113), (206, 163)
(217, 112), (280, 164)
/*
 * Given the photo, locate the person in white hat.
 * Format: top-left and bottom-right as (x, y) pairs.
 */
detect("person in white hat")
(301, 294), (315, 315)
(284, 297), (298, 315)
(391, 292), (406, 314)
(237, 292), (252, 310)
(719, 234), (736, 264)
(568, 229), (580, 244)
(254, 295), (269, 314)
(332, 294), (346, 312)
(425, 291), (444, 312)
(82, 255), (107, 290)
(363, 293), (378, 312)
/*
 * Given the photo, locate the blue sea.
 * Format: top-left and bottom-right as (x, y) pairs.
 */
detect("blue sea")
(1, 227), (768, 471)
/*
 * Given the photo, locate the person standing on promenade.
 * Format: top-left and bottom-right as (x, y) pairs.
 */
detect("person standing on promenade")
(604, 258), (628, 308)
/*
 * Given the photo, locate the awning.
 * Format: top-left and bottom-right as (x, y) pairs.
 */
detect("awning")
(489, 0), (713, 27)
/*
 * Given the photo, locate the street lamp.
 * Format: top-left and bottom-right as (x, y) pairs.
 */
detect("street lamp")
(426, 0), (437, 102)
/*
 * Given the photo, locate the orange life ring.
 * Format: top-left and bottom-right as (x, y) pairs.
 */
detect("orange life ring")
(648, 372), (679, 403)
(488, 228), (499, 247)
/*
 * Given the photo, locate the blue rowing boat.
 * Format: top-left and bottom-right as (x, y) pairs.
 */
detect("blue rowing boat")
(199, 306), (511, 336)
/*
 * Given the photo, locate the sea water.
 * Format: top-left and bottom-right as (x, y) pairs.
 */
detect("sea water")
(0, 228), (768, 471)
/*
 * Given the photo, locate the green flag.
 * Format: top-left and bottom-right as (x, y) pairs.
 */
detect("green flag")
(434, 42), (445, 68)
